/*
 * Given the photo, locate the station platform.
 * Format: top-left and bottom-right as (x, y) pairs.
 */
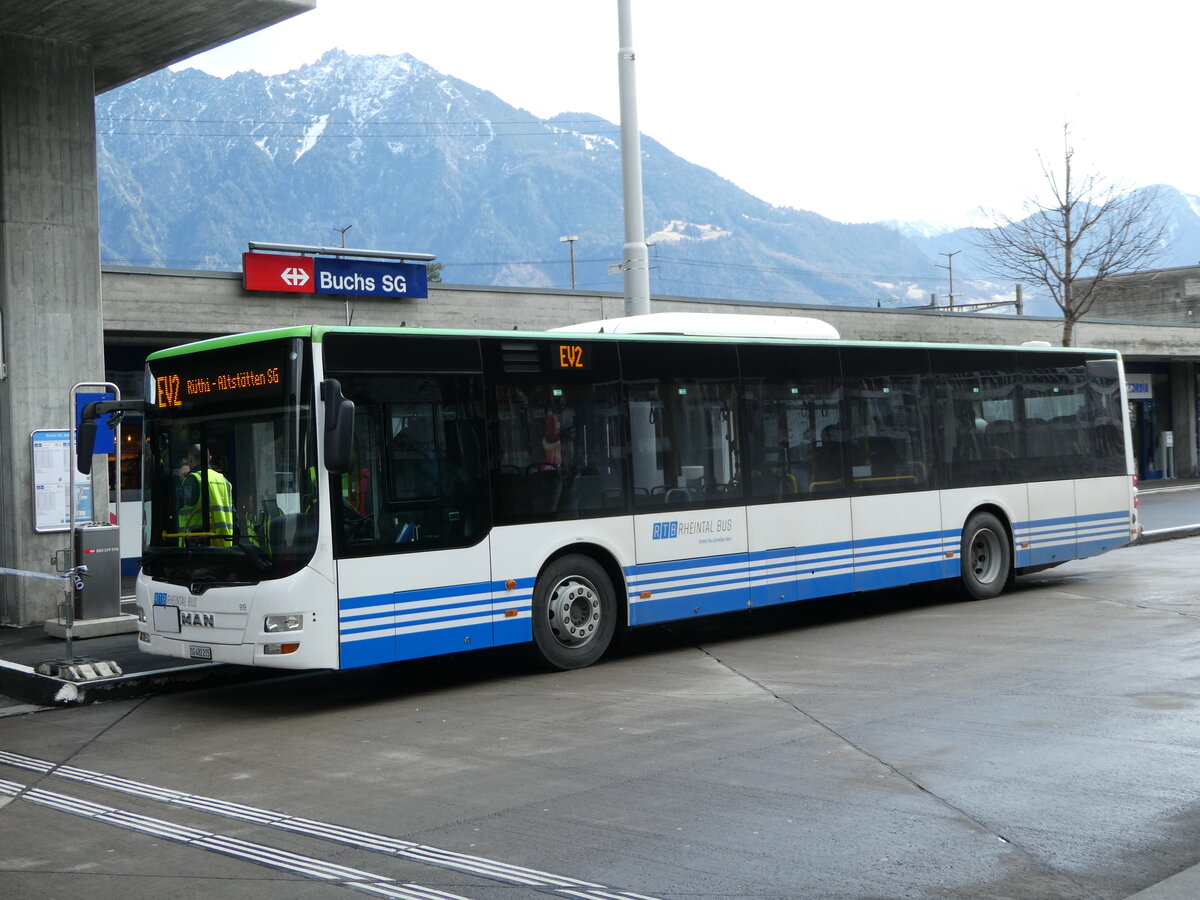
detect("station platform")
(0, 602), (267, 708)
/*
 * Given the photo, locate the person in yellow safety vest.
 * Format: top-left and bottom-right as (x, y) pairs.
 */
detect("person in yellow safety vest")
(178, 446), (234, 546)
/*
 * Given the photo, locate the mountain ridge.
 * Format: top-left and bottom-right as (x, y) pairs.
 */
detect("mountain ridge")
(96, 50), (1199, 316)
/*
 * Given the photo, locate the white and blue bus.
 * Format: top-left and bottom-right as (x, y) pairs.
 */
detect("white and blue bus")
(90, 313), (1138, 671)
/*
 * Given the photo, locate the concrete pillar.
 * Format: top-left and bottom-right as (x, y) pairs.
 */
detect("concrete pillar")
(0, 35), (106, 625)
(1170, 361), (1197, 478)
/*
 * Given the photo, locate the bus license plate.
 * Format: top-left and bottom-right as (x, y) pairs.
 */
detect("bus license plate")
(189, 645), (213, 661)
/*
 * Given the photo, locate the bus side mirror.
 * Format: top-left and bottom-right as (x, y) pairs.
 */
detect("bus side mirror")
(76, 416), (99, 475)
(322, 378), (355, 473)
(76, 398), (146, 475)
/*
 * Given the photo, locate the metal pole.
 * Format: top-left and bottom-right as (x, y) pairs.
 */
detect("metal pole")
(67, 380), (120, 658)
(937, 251), (960, 309)
(559, 235), (579, 290)
(617, 0), (651, 316)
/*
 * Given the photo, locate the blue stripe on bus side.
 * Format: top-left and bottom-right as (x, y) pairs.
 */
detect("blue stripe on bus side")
(629, 509), (1131, 624)
(491, 576), (535, 648)
(1012, 510), (1130, 567)
(627, 531), (951, 625)
(338, 508), (1132, 665)
(853, 558), (946, 591)
(338, 578), (533, 669)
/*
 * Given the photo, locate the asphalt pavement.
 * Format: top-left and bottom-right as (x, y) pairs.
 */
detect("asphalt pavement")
(2, 479), (1200, 898)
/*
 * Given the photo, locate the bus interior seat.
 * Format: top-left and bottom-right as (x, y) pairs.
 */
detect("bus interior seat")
(390, 417), (438, 498)
(525, 464), (562, 514)
(984, 420), (1017, 458)
(812, 442), (843, 483)
(267, 511), (316, 557)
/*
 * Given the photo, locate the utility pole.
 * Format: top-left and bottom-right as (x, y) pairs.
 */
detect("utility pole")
(617, 0), (651, 316)
(333, 225), (354, 324)
(936, 250), (960, 309)
(1015, 283), (1024, 315)
(559, 235), (579, 290)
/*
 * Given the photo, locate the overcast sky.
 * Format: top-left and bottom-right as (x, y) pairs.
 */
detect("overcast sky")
(173, 0), (1199, 226)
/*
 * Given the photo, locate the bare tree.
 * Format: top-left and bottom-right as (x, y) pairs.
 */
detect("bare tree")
(973, 127), (1170, 346)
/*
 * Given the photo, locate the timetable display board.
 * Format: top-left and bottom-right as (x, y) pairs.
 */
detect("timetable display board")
(31, 429), (93, 533)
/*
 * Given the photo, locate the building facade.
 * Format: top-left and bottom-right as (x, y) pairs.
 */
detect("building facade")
(1086, 265), (1200, 481)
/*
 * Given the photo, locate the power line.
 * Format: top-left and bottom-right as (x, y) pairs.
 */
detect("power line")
(99, 253), (1007, 307)
(654, 253), (944, 283)
(94, 115), (620, 141)
(97, 127), (619, 140)
(98, 250), (994, 291)
(96, 116), (615, 128)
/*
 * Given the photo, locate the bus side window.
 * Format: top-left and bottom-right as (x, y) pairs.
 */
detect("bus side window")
(735, 344), (843, 500)
(845, 366), (932, 494)
(491, 382), (628, 522)
(628, 379), (739, 507)
(1021, 360), (1092, 479)
(389, 403), (439, 501)
(330, 374), (488, 557)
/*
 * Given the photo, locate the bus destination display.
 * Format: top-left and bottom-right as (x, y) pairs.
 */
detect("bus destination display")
(555, 343), (589, 370)
(154, 364), (282, 409)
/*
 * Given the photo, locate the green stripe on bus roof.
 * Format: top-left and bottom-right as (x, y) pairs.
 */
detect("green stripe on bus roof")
(308, 324), (1118, 357)
(147, 324), (1119, 360)
(147, 326), (315, 360)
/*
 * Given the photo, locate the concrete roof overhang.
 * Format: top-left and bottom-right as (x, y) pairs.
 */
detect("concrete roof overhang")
(0, 0), (314, 92)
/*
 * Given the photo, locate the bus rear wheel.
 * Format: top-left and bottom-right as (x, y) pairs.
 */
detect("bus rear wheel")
(531, 554), (617, 670)
(959, 511), (1012, 600)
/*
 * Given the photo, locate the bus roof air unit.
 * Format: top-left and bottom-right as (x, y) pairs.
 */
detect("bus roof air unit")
(551, 312), (840, 341)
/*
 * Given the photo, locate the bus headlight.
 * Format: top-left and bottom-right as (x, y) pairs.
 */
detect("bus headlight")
(264, 614), (303, 633)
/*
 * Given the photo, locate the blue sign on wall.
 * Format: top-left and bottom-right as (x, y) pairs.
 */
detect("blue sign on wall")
(313, 257), (428, 299)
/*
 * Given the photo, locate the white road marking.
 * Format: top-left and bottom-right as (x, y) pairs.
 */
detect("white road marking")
(0, 776), (469, 900)
(0, 749), (660, 900)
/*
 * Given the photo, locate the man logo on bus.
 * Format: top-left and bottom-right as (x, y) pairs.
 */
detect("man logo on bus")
(652, 521), (679, 540)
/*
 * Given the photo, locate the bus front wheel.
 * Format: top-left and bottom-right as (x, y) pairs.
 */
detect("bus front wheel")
(960, 512), (1012, 601)
(531, 554), (617, 670)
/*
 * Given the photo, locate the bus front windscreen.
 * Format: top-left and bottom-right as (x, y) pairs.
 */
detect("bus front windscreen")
(141, 337), (318, 586)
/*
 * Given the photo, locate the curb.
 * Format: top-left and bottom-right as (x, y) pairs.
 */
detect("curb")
(1137, 525), (1200, 544)
(1126, 863), (1200, 899)
(0, 657), (268, 707)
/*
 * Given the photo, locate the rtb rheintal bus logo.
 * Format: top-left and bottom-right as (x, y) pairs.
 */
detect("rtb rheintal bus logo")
(652, 521), (680, 540)
(652, 518), (736, 542)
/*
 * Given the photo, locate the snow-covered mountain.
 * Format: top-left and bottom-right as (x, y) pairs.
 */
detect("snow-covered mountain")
(888, 188), (1200, 264)
(888, 185), (1200, 316)
(96, 50), (1199, 314)
(95, 50), (947, 307)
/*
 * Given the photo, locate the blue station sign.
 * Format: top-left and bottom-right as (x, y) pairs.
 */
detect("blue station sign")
(243, 252), (429, 299)
(314, 256), (428, 298)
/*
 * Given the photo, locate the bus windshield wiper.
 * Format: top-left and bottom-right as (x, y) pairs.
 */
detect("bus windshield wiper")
(234, 539), (274, 573)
